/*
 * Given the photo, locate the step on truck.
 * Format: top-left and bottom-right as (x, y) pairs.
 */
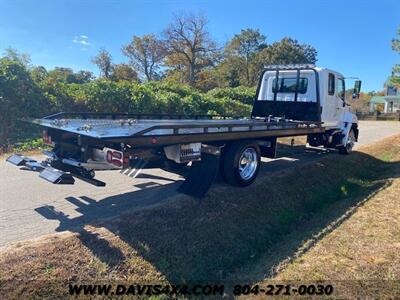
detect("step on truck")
(7, 65), (362, 197)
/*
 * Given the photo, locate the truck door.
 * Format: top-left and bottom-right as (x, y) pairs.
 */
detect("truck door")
(336, 77), (346, 122)
(322, 73), (344, 128)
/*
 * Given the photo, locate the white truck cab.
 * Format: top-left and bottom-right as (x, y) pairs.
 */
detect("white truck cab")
(252, 65), (361, 154)
(318, 68), (358, 128)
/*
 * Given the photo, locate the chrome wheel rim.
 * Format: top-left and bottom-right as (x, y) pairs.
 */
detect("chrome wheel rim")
(238, 148), (258, 180)
(347, 130), (356, 151)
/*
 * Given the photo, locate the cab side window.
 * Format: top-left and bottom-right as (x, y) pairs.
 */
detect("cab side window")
(337, 78), (345, 101)
(328, 73), (335, 96)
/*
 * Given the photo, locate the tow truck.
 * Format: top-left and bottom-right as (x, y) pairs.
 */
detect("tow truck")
(7, 65), (362, 197)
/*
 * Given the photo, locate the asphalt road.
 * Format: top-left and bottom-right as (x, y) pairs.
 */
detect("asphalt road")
(0, 121), (399, 247)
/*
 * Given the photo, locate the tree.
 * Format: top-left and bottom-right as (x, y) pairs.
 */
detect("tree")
(111, 63), (139, 82)
(74, 70), (94, 83)
(3, 48), (31, 65)
(391, 25), (400, 87)
(92, 48), (113, 79)
(47, 67), (74, 83)
(225, 28), (266, 86)
(259, 37), (317, 65)
(45, 67), (93, 84)
(31, 66), (48, 83)
(163, 13), (217, 86)
(214, 58), (242, 87)
(122, 34), (165, 81)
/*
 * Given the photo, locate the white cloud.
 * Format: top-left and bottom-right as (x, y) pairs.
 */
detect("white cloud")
(72, 35), (92, 48)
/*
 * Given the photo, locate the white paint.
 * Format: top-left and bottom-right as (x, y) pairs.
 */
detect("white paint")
(257, 67), (359, 144)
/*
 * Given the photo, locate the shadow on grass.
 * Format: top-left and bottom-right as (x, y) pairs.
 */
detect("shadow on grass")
(35, 149), (400, 287)
(35, 180), (181, 268)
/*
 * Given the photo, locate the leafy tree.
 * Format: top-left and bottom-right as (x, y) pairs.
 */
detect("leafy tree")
(391, 25), (400, 87)
(111, 63), (139, 82)
(3, 48), (31, 65)
(259, 37), (317, 66)
(47, 67), (75, 83)
(163, 13), (217, 86)
(224, 28), (266, 86)
(122, 34), (165, 81)
(214, 57), (242, 88)
(191, 69), (219, 91)
(45, 67), (93, 84)
(92, 48), (113, 79)
(74, 70), (94, 83)
(31, 66), (48, 83)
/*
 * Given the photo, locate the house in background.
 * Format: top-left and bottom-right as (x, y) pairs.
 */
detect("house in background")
(369, 77), (400, 113)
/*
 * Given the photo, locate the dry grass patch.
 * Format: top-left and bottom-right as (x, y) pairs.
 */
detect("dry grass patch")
(243, 136), (400, 299)
(271, 175), (400, 297)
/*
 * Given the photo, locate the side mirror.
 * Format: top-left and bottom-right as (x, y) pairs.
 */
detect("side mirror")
(352, 80), (362, 99)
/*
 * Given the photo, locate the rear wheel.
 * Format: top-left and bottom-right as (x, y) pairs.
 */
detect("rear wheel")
(338, 128), (356, 155)
(222, 140), (261, 186)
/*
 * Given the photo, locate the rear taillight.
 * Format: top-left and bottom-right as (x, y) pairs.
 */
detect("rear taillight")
(106, 150), (113, 163)
(106, 150), (127, 168)
(112, 151), (122, 159)
(112, 160), (122, 167)
(123, 153), (130, 167)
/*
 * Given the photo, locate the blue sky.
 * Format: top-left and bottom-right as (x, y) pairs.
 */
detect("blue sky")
(0, 0), (398, 91)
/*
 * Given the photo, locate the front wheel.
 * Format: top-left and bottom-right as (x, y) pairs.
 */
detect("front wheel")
(338, 128), (356, 155)
(222, 140), (261, 186)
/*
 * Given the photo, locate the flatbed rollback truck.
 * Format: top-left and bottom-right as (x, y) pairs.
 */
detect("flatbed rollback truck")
(7, 65), (362, 197)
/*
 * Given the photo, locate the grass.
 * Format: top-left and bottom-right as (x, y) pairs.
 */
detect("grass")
(379, 151), (394, 162)
(0, 135), (399, 299)
(270, 178), (400, 298)
(266, 153), (400, 297)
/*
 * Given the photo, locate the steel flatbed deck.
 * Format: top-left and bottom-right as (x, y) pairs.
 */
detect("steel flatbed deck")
(34, 112), (325, 147)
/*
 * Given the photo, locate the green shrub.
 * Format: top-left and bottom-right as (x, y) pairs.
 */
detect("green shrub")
(0, 58), (49, 147)
(206, 86), (256, 105)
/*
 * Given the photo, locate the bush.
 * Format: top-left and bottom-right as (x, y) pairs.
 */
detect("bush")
(0, 58), (49, 147)
(206, 86), (256, 105)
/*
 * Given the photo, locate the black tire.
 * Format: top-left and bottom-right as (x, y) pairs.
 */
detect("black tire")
(307, 134), (322, 147)
(222, 140), (261, 187)
(338, 128), (356, 155)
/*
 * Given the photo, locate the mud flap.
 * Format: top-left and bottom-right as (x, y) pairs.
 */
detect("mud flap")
(39, 167), (75, 184)
(178, 145), (221, 198)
